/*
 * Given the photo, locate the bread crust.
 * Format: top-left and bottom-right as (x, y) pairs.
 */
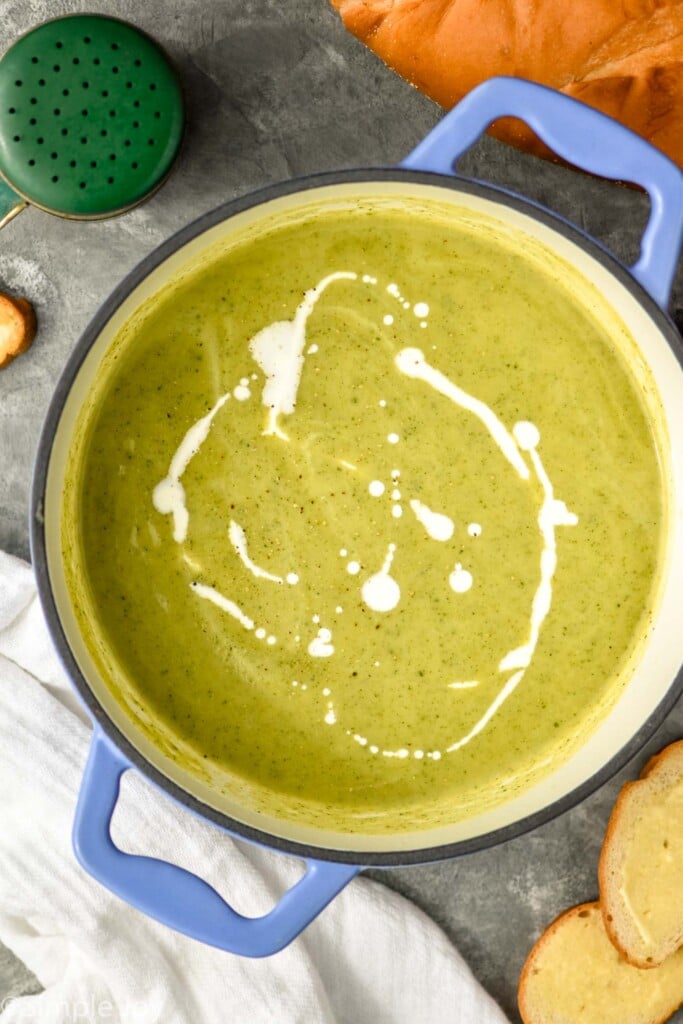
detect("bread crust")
(330, 0), (683, 170)
(0, 293), (37, 369)
(599, 740), (683, 969)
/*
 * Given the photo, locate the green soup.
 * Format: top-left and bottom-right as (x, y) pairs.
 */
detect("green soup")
(63, 195), (667, 833)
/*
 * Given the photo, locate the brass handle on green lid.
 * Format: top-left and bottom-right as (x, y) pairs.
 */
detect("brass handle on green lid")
(0, 177), (26, 228)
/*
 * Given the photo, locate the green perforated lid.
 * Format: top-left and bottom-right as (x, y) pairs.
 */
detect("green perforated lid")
(0, 14), (184, 218)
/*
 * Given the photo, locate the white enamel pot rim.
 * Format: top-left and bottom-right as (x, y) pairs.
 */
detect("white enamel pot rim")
(31, 166), (683, 867)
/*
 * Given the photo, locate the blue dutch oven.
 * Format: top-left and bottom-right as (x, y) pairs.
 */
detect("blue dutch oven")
(31, 78), (683, 956)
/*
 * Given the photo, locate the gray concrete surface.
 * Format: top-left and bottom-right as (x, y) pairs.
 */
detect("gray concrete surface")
(1, 1), (682, 1021)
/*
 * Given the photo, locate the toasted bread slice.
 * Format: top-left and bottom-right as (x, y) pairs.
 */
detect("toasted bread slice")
(0, 292), (36, 369)
(600, 740), (683, 968)
(518, 901), (683, 1024)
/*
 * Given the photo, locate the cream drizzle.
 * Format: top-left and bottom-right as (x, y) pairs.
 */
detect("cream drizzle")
(409, 499), (454, 541)
(151, 271), (580, 766)
(190, 581), (276, 646)
(153, 392), (231, 543)
(228, 519), (299, 586)
(249, 271), (357, 440)
(395, 348), (529, 479)
(498, 422), (579, 671)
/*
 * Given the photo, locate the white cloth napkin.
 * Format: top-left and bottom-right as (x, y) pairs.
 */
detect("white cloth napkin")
(0, 550), (510, 1024)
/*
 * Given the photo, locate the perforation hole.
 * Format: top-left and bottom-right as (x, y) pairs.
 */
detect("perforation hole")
(38, 79), (46, 87)
(149, 83), (156, 91)
(55, 42), (63, 49)
(107, 176), (114, 184)
(53, 65), (60, 73)
(62, 89), (69, 97)
(30, 97), (37, 105)
(79, 181), (86, 189)
(15, 80), (23, 87)
(50, 152), (58, 159)
(31, 57), (38, 64)
(80, 137), (87, 145)
(53, 108), (61, 116)
(90, 160), (97, 168)
(111, 43), (119, 51)
(83, 36), (91, 44)
(51, 175), (59, 182)
(28, 159), (35, 166)
(36, 137), (44, 145)
(61, 128), (68, 136)
(134, 58), (141, 67)
(29, 118), (36, 126)
(12, 135), (20, 142)
(73, 57), (80, 65)
(69, 160), (76, 167)
(8, 107), (15, 114)
(82, 81), (90, 89)
(112, 66), (119, 74)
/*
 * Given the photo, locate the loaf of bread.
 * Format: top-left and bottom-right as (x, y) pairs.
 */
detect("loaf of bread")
(0, 292), (36, 369)
(330, 0), (683, 170)
(518, 901), (683, 1024)
(600, 740), (683, 969)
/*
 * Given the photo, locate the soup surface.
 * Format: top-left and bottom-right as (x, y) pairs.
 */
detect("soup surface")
(63, 194), (666, 834)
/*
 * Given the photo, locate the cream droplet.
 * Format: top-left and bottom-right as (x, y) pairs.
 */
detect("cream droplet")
(468, 523), (482, 538)
(361, 574), (400, 612)
(347, 561), (361, 575)
(286, 572), (299, 585)
(449, 563), (473, 593)
(369, 480), (385, 497)
(387, 432), (400, 444)
(308, 627), (334, 658)
(413, 302), (429, 318)
(513, 420), (541, 451)
(383, 314), (394, 326)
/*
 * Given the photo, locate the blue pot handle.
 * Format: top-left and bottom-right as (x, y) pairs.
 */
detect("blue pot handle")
(402, 76), (683, 309)
(73, 729), (359, 956)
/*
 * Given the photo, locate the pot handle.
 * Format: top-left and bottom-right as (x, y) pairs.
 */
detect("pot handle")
(73, 729), (359, 956)
(402, 76), (683, 309)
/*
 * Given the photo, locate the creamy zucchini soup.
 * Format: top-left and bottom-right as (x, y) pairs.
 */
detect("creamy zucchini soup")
(63, 195), (667, 834)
